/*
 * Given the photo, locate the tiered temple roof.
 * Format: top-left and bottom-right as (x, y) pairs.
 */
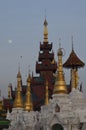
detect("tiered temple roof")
(63, 49), (85, 68)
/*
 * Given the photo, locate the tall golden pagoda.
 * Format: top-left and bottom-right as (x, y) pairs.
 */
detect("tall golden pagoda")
(53, 46), (67, 94)
(45, 80), (49, 105)
(24, 73), (33, 111)
(13, 67), (23, 108)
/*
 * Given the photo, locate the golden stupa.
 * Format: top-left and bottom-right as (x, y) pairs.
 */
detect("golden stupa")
(13, 68), (23, 108)
(24, 73), (33, 111)
(53, 46), (67, 94)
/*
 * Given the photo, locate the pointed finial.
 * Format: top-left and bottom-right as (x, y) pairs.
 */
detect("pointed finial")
(45, 9), (47, 19)
(17, 63), (21, 78)
(59, 38), (61, 48)
(27, 65), (31, 81)
(27, 70), (31, 82)
(28, 65), (30, 73)
(18, 62), (20, 71)
(71, 36), (74, 51)
(43, 17), (48, 42)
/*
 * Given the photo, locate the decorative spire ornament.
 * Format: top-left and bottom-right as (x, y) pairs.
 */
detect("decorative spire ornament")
(43, 18), (48, 43)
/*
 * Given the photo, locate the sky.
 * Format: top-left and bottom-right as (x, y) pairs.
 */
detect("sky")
(0, 0), (86, 97)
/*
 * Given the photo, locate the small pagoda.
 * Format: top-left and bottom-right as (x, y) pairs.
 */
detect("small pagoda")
(63, 42), (85, 91)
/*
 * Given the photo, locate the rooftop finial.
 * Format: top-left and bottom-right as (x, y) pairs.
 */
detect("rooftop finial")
(28, 65), (30, 74)
(18, 62), (20, 71)
(45, 9), (47, 19)
(71, 36), (74, 51)
(17, 63), (21, 78)
(43, 16), (48, 43)
(59, 38), (61, 48)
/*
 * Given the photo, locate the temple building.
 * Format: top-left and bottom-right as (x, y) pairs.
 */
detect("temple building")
(1, 18), (86, 130)
(3, 18), (58, 111)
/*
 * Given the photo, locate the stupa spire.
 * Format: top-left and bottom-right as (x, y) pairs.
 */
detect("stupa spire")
(43, 18), (48, 43)
(53, 46), (67, 94)
(45, 80), (49, 105)
(24, 72), (33, 111)
(13, 67), (23, 108)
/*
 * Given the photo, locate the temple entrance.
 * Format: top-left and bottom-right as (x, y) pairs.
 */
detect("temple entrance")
(52, 124), (63, 130)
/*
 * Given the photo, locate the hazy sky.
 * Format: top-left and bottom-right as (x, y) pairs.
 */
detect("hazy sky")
(0, 0), (86, 97)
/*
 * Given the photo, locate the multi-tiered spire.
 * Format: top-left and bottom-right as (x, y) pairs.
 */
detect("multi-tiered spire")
(53, 46), (67, 94)
(24, 73), (33, 111)
(36, 18), (57, 78)
(13, 67), (23, 108)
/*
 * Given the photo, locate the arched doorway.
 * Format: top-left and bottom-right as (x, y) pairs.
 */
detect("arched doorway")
(52, 124), (63, 130)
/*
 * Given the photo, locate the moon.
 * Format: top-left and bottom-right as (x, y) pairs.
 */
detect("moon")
(8, 39), (13, 44)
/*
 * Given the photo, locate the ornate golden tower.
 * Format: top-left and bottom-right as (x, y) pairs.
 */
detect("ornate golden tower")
(45, 80), (49, 105)
(53, 47), (67, 94)
(43, 18), (48, 43)
(13, 68), (23, 108)
(24, 73), (33, 111)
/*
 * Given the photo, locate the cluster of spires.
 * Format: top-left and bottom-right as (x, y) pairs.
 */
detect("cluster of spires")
(13, 45), (68, 110)
(13, 67), (33, 111)
(7, 18), (85, 111)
